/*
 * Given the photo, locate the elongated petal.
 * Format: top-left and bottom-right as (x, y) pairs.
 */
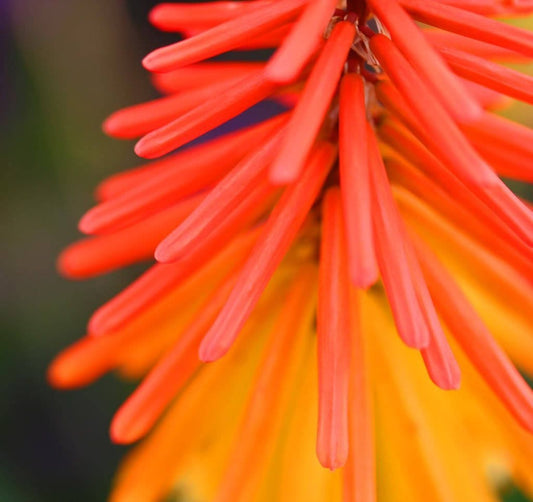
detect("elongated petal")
(339, 73), (378, 288)
(135, 72), (279, 159)
(343, 291), (376, 502)
(412, 234), (533, 432)
(265, 0), (338, 84)
(370, 34), (496, 187)
(367, 0), (481, 122)
(213, 266), (317, 502)
(401, 0), (533, 57)
(317, 188), (351, 470)
(155, 127), (286, 263)
(199, 142), (336, 362)
(368, 129), (429, 349)
(110, 276), (236, 444)
(143, 0), (308, 72)
(88, 228), (259, 335)
(270, 21), (355, 184)
(96, 116), (283, 202)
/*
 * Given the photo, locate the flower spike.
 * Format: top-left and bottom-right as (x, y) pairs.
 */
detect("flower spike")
(52, 2), (533, 501)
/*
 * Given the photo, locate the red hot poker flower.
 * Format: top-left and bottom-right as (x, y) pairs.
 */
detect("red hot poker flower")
(52, 1), (533, 500)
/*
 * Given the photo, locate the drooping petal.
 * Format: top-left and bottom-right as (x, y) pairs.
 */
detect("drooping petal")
(199, 142), (336, 362)
(338, 73), (378, 288)
(367, 0), (482, 122)
(317, 188), (351, 470)
(143, 0), (308, 72)
(269, 20), (355, 184)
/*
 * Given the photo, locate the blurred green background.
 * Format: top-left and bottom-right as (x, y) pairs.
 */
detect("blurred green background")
(1, 1), (532, 500)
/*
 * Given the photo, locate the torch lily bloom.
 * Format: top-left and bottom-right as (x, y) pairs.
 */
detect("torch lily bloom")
(50, 1), (533, 501)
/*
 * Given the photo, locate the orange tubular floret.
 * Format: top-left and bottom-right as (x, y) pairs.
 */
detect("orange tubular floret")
(386, 155), (533, 282)
(199, 142), (337, 362)
(48, 335), (120, 389)
(213, 266), (316, 502)
(379, 120), (533, 270)
(151, 62), (265, 94)
(82, 115), (286, 234)
(224, 23), (293, 49)
(412, 235), (533, 433)
(135, 72), (279, 159)
(464, 112), (533, 182)
(397, 215), (461, 390)
(338, 74), (378, 288)
(471, 137), (533, 183)
(343, 291), (376, 502)
(424, 29), (527, 62)
(400, 0), (533, 57)
(142, 0), (308, 72)
(317, 188), (351, 471)
(157, 180), (276, 264)
(437, 45), (533, 105)
(397, 190), (533, 318)
(96, 116), (284, 202)
(366, 0), (481, 123)
(148, 1), (269, 31)
(110, 276), (236, 445)
(103, 74), (255, 139)
(460, 79), (508, 111)
(155, 127), (286, 263)
(376, 81), (533, 246)
(370, 34), (496, 188)
(178, 24), (294, 51)
(59, 195), (203, 279)
(270, 21), (355, 184)
(368, 130), (429, 349)
(473, 181), (533, 247)
(466, 111), (533, 162)
(88, 228), (260, 336)
(427, 0), (530, 15)
(265, 0), (338, 84)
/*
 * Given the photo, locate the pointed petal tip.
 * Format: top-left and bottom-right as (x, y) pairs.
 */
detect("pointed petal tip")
(317, 448), (348, 471)
(47, 354), (84, 390)
(56, 246), (96, 281)
(423, 352), (462, 391)
(109, 418), (137, 446)
(141, 52), (158, 72)
(349, 268), (380, 290)
(101, 116), (114, 136)
(435, 372), (462, 391)
(78, 210), (97, 235)
(147, 4), (165, 28)
(134, 135), (164, 159)
(109, 402), (150, 445)
(56, 248), (76, 279)
(142, 48), (173, 74)
(403, 332), (431, 350)
(153, 242), (176, 264)
(133, 137), (152, 159)
(268, 166), (297, 186)
(102, 114), (120, 137)
(198, 339), (227, 363)
(46, 359), (67, 389)
(264, 63), (297, 86)
(87, 313), (106, 337)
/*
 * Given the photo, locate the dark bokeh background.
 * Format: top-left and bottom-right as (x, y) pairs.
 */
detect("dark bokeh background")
(2, 1), (170, 499)
(1, 1), (532, 501)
